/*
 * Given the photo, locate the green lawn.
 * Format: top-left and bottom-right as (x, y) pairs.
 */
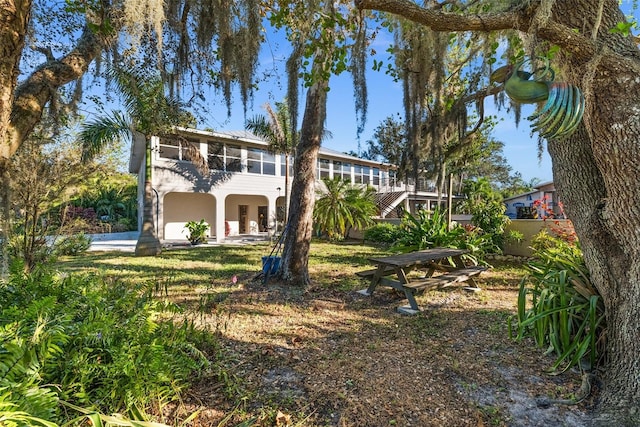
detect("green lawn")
(49, 241), (573, 427)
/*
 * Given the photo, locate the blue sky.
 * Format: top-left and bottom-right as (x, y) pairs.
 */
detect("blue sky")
(167, 3), (639, 184)
(201, 29), (557, 182)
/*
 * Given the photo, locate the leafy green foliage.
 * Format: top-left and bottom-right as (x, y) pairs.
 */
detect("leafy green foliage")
(469, 200), (509, 248)
(456, 178), (510, 249)
(185, 220), (209, 245)
(363, 222), (403, 245)
(246, 100), (297, 156)
(313, 178), (377, 241)
(364, 114), (406, 166)
(512, 231), (605, 373)
(0, 323), (62, 425)
(391, 208), (455, 252)
(70, 175), (138, 233)
(391, 208), (498, 264)
(80, 65), (193, 162)
(53, 233), (92, 256)
(7, 131), (98, 272)
(0, 265), (210, 424)
(61, 400), (175, 427)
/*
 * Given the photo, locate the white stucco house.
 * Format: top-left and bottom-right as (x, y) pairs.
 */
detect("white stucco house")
(129, 127), (457, 243)
(503, 181), (562, 219)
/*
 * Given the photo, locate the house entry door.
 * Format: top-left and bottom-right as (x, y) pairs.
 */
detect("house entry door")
(258, 206), (268, 231)
(239, 205), (248, 234)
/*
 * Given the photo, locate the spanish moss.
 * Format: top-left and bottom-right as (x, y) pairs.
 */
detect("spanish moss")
(352, 10), (368, 142)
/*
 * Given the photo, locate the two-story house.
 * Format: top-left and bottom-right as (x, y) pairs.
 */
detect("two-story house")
(129, 127), (456, 243)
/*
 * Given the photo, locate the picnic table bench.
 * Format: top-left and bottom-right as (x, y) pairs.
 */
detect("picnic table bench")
(356, 248), (487, 314)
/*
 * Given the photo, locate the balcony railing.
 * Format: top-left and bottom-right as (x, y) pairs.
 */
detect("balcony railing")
(376, 177), (438, 194)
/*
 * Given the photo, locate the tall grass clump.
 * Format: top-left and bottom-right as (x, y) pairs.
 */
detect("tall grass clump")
(0, 261), (210, 424)
(512, 230), (606, 373)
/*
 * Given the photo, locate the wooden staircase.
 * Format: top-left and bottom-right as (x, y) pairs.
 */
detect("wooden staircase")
(376, 191), (407, 218)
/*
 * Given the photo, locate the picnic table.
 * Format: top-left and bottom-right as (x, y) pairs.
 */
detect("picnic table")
(356, 247), (487, 314)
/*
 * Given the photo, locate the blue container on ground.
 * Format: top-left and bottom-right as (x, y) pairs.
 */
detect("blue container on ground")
(262, 256), (281, 274)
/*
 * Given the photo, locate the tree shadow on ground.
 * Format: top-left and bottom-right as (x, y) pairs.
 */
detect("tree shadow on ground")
(174, 275), (593, 427)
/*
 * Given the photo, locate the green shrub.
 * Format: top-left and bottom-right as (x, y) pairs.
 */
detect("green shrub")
(363, 222), (402, 245)
(511, 231), (606, 373)
(313, 177), (377, 241)
(469, 200), (510, 249)
(0, 322), (62, 425)
(391, 208), (454, 252)
(456, 178), (510, 249)
(185, 220), (209, 245)
(54, 233), (92, 256)
(390, 208), (497, 265)
(0, 265), (210, 423)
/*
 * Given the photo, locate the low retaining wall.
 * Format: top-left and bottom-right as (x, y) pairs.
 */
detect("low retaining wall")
(89, 231), (139, 241)
(504, 219), (573, 257)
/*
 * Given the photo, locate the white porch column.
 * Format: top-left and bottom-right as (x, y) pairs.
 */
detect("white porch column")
(214, 196), (226, 243)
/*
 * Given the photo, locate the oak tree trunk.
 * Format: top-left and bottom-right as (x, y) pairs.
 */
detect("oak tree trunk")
(280, 77), (329, 286)
(0, 0), (30, 162)
(550, 60), (640, 425)
(1, 3), (106, 272)
(353, 0), (640, 422)
(0, 0), (31, 275)
(549, 2), (640, 423)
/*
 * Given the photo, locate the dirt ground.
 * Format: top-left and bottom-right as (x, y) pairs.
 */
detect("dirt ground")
(175, 262), (594, 427)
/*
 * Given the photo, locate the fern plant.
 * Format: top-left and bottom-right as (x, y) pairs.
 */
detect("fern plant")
(1, 264), (210, 424)
(0, 320), (65, 425)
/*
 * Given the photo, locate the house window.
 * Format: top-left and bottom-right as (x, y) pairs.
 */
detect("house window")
(207, 141), (242, 172)
(333, 160), (342, 179)
(362, 166), (371, 185)
(226, 144), (242, 172)
(389, 170), (401, 187)
(354, 165), (363, 184)
(334, 161), (351, 182)
(318, 158), (330, 179)
(343, 163), (352, 182)
(248, 148), (276, 175)
(159, 137), (193, 161)
(263, 151), (276, 175)
(372, 168), (380, 186)
(207, 141), (224, 170)
(247, 148), (261, 174)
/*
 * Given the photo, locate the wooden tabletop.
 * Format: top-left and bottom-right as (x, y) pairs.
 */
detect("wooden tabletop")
(368, 248), (467, 268)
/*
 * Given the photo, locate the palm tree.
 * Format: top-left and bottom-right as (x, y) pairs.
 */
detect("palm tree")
(343, 183), (377, 239)
(313, 177), (377, 240)
(245, 100), (297, 225)
(79, 65), (201, 256)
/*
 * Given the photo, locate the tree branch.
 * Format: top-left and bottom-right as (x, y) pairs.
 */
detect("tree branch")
(355, 0), (606, 62)
(8, 25), (104, 158)
(355, 0), (527, 31)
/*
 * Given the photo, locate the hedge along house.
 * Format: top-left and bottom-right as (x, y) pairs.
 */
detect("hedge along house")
(128, 127), (456, 243)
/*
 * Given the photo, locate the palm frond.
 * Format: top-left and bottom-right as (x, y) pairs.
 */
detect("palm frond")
(245, 115), (275, 141)
(245, 101), (298, 155)
(79, 111), (131, 162)
(264, 103), (286, 147)
(108, 65), (186, 137)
